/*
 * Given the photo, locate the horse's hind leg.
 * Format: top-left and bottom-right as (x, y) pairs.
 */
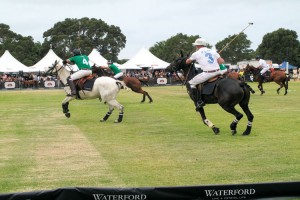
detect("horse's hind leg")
(144, 91), (153, 103)
(279, 81), (288, 95)
(132, 87), (153, 103)
(221, 106), (244, 135)
(105, 99), (124, 123)
(141, 93), (146, 103)
(100, 106), (114, 122)
(239, 103), (254, 135)
(284, 82), (288, 95)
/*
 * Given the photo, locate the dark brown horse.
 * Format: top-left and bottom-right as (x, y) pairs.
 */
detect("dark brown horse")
(244, 64), (288, 95)
(166, 52), (254, 135)
(92, 66), (153, 103)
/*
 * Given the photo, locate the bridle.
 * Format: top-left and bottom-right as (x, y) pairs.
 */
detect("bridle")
(47, 61), (74, 76)
(172, 57), (194, 86)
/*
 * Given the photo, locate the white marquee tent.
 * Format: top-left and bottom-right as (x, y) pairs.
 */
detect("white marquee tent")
(0, 50), (29, 73)
(121, 48), (169, 70)
(119, 63), (141, 70)
(88, 48), (108, 66)
(28, 49), (63, 72)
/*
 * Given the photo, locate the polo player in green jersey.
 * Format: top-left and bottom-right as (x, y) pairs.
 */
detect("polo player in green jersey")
(63, 49), (92, 96)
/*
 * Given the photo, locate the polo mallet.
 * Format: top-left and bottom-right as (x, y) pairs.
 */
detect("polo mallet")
(218, 22), (254, 54)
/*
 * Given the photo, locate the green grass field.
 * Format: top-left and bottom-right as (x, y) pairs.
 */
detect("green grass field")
(0, 82), (299, 193)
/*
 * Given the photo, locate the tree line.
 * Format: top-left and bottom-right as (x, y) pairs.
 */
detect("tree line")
(0, 17), (299, 67)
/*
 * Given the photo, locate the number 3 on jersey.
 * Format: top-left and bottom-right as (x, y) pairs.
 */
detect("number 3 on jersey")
(205, 53), (214, 64)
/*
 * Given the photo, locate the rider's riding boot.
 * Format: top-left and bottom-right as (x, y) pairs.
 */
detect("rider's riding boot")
(67, 77), (76, 96)
(191, 87), (205, 111)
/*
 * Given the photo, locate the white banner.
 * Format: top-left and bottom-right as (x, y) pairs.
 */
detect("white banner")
(4, 82), (16, 88)
(157, 78), (167, 85)
(44, 81), (55, 88)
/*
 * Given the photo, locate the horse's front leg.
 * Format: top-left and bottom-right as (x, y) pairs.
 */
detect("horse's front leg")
(197, 107), (219, 134)
(61, 96), (74, 118)
(258, 82), (265, 95)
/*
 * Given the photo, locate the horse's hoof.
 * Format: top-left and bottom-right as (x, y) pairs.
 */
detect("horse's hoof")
(231, 130), (237, 135)
(212, 127), (220, 134)
(100, 119), (106, 122)
(114, 119), (121, 123)
(242, 132), (250, 136)
(65, 113), (71, 118)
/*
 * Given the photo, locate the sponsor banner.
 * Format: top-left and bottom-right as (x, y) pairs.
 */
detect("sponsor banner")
(44, 81), (55, 88)
(157, 78), (167, 85)
(0, 182), (299, 200)
(4, 82), (16, 89)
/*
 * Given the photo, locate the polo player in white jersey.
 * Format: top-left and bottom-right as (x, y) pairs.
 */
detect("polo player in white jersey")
(186, 38), (225, 111)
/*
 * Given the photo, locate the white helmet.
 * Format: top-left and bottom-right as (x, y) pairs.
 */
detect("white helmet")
(192, 38), (208, 46)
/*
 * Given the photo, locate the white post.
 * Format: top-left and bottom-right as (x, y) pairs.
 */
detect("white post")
(286, 62), (289, 75)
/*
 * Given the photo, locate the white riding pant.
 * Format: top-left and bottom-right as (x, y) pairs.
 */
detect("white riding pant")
(220, 68), (228, 75)
(70, 70), (92, 80)
(189, 70), (220, 88)
(114, 72), (124, 79)
(260, 67), (270, 75)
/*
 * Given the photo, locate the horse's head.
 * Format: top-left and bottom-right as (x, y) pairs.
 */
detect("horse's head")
(165, 51), (190, 73)
(46, 60), (71, 83)
(46, 60), (60, 76)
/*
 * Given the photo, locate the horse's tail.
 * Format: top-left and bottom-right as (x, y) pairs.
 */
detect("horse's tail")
(240, 82), (255, 94)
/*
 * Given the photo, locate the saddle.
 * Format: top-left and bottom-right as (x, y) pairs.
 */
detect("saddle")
(198, 76), (223, 95)
(74, 74), (97, 91)
(263, 70), (271, 78)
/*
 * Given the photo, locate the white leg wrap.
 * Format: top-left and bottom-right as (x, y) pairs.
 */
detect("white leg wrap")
(204, 119), (214, 128)
(247, 121), (252, 126)
(233, 118), (239, 123)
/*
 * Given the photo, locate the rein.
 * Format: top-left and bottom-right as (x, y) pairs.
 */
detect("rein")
(46, 62), (73, 87)
(174, 58), (193, 86)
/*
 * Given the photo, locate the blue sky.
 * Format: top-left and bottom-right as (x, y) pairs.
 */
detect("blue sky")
(1, 0), (299, 59)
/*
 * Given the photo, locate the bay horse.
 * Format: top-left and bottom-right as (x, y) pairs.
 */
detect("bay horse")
(243, 64), (288, 95)
(166, 52), (254, 135)
(47, 61), (125, 123)
(92, 66), (153, 103)
(227, 71), (241, 80)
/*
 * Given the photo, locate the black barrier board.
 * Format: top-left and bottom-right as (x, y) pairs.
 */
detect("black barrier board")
(0, 181), (299, 200)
